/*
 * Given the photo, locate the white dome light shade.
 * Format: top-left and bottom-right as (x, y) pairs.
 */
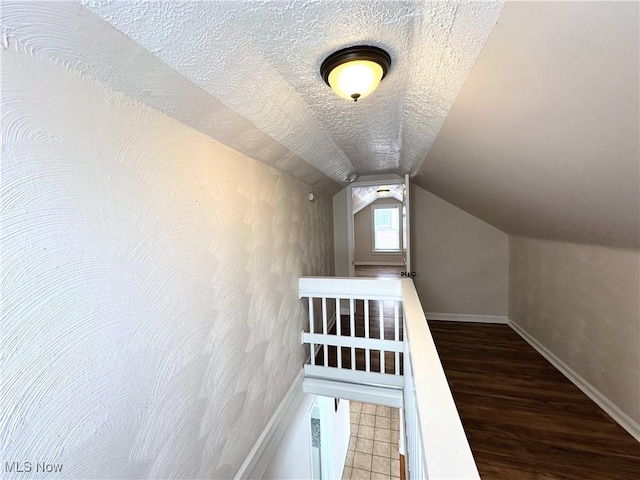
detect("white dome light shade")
(327, 60), (384, 101)
(321, 46), (391, 102)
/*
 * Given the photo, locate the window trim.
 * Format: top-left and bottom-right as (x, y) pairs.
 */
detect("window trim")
(371, 204), (402, 253)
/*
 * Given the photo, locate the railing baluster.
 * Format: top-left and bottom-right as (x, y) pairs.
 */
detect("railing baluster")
(322, 297), (328, 367)
(364, 299), (370, 372)
(379, 300), (385, 374)
(309, 296), (315, 365)
(336, 297), (342, 368)
(411, 394), (417, 478)
(412, 412), (417, 478)
(395, 301), (400, 375)
(299, 276), (478, 480)
(399, 407), (406, 470)
(350, 298), (355, 370)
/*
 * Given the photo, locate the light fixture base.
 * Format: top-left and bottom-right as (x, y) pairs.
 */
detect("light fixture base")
(320, 45), (391, 101)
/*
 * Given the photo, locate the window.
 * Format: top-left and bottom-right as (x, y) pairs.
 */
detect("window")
(373, 205), (401, 252)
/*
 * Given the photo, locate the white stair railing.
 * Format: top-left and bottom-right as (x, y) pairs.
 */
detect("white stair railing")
(299, 277), (480, 480)
(299, 277), (403, 388)
(401, 279), (480, 480)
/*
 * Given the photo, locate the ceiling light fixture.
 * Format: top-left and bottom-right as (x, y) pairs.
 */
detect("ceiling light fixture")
(377, 187), (391, 197)
(320, 45), (391, 102)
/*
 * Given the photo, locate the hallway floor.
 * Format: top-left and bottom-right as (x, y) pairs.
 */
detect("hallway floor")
(429, 320), (640, 480)
(342, 402), (401, 480)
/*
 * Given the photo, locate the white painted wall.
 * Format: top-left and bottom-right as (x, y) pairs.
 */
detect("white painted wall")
(416, 2), (639, 251)
(330, 398), (350, 480)
(354, 198), (405, 265)
(0, 46), (334, 478)
(411, 185), (509, 316)
(262, 394), (315, 480)
(263, 395), (349, 480)
(509, 237), (640, 427)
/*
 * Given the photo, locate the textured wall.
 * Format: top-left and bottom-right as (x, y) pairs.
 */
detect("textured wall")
(354, 198), (405, 264)
(0, 1), (340, 194)
(0, 48), (333, 478)
(262, 394), (315, 479)
(411, 186), (508, 316)
(509, 237), (640, 424)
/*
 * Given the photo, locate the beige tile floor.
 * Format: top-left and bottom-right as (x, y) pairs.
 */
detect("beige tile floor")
(342, 402), (401, 480)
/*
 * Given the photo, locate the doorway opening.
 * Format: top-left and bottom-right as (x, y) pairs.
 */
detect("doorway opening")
(309, 396), (405, 480)
(346, 174), (411, 278)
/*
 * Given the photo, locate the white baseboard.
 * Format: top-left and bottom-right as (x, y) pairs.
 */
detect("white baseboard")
(508, 319), (640, 443)
(235, 369), (305, 479)
(426, 312), (509, 324)
(354, 261), (404, 266)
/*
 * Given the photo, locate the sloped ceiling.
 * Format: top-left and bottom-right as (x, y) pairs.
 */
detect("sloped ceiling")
(80, 0), (503, 184)
(0, 1), (341, 193)
(415, 1), (639, 249)
(4, 1), (637, 248)
(352, 185), (404, 214)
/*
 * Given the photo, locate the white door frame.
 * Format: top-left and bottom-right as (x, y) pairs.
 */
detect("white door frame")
(403, 173), (411, 273)
(347, 175), (407, 277)
(309, 396), (337, 480)
(309, 401), (320, 480)
(346, 185), (355, 277)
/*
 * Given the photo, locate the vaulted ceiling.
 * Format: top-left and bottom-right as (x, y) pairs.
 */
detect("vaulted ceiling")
(5, 1), (638, 248)
(415, 1), (639, 249)
(80, 0), (503, 184)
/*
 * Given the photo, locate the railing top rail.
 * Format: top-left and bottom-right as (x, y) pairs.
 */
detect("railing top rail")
(401, 279), (480, 480)
(297, 275), (478, 479)
(299, 276), (402, 300)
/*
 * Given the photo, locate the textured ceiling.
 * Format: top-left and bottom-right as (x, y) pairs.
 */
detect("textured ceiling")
(1, 1), (341, 193)
(7, 1), (634, 249)
(352, 185), (403, 214)
(415, 1), (640, 249)
(82, 0), (503, 184)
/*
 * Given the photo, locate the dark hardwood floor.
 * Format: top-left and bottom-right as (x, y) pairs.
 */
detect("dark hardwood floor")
(313, 265), (640, 477)
(353, 264), (405, 279)
(429, 320), (640, 480)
